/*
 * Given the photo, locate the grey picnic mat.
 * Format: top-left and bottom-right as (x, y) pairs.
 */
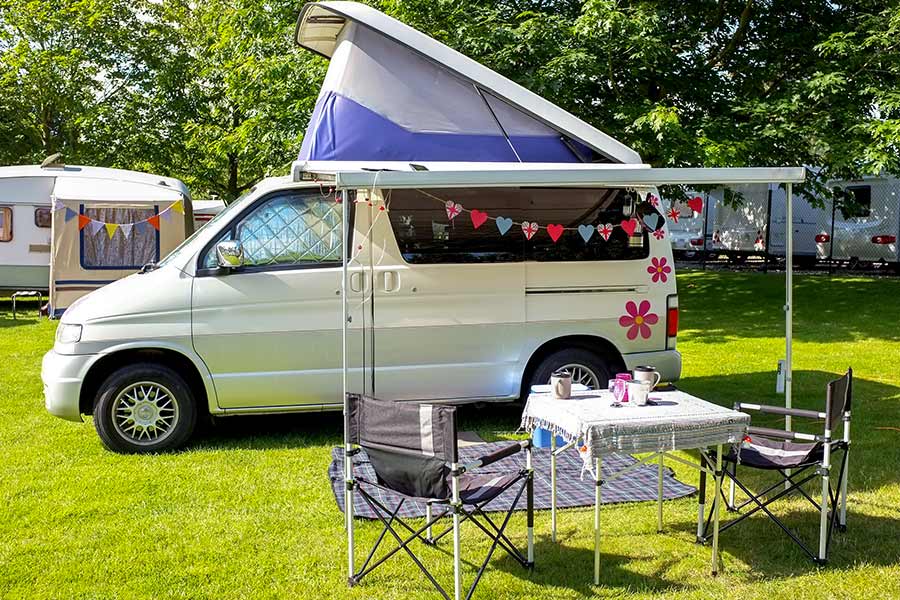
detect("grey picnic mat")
(329, 442), (696, 520)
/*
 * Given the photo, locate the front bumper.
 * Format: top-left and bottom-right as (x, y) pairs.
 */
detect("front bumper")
(623, 349), (682, 383)
(41, 350), (95, 422)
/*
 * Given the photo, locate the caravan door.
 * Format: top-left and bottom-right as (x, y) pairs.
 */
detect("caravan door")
(367, 188), (526, 402)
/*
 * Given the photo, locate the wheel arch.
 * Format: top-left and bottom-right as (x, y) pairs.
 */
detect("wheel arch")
(519, 335), (626, 400)
(79, 345), (215, 417)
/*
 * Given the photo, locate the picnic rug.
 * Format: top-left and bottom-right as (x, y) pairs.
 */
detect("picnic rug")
(329, 442), (696, 519)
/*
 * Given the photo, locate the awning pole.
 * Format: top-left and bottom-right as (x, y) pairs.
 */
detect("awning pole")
(341, 190), (354, 576)
(785, 182), (793, 430)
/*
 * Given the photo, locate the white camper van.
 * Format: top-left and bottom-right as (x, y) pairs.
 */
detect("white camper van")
(41, 2), (680, 453)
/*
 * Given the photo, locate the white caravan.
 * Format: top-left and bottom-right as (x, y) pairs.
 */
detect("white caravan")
(0, 168), (54, 291)
(41, 1), (682, 453)
(192, 199), (226, 229)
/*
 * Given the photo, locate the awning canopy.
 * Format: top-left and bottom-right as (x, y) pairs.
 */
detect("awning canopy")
(297, 164), (807, 189)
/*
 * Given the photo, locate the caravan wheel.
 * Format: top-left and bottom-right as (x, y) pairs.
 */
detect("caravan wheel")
(93, 363), (197, 453)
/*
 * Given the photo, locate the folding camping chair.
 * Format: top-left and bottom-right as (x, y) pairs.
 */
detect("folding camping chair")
(701, 368), (852, 564)
(346, 393), (534, 600)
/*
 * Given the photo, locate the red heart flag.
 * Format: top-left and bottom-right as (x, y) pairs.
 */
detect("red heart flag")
(621, 218), (638, 236)
(470, 209), (489, 229)
(77, 214), (91, 230)
(547, 224), (565, 242)
(147, 214), (161, 231)
(688, 196), (703, 213)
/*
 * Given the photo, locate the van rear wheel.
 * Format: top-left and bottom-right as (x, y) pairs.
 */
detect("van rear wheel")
(528, 349), (614, 394)
(93, 363), (197, 454)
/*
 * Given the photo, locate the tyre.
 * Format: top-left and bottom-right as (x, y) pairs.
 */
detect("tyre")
(527, 348), (616, 393)
(93, 363), (197, 453)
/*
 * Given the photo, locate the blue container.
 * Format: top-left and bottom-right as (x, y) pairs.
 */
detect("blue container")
(532, 427), (566, 449)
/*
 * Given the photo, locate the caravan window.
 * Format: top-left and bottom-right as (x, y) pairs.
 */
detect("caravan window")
(387, 187), (649, 264)
(34, 207), (52, 228)
(0, 207), (11, 242)
(81, 207), (159, 269)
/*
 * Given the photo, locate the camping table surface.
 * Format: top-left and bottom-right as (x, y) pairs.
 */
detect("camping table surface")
(521, 388), (750, 584)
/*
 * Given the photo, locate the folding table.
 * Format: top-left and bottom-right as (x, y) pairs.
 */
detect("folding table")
(521, 388), (750, 584)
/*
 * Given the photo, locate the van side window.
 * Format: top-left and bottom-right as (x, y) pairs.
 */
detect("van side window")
(202, 191), (342, 270)
(387, 187), (649, 264)
(34, 207), (52, 228)
(0, 207), (11, 242)
(81, 207), (159, 269)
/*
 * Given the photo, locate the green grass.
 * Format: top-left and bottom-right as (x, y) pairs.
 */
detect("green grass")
(2, 270), (900, 599)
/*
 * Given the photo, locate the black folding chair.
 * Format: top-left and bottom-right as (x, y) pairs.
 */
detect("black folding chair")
(701, 369), (852, 564)
(346, 393), (534, 600)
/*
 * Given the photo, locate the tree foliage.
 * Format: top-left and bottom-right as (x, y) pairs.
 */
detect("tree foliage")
(1, 0), (899, 200)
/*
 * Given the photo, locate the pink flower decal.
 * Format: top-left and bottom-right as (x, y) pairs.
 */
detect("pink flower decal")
(653, 228), (665, 240)
(647, 256), (672, 283)
(619, 300), (659, 340)
(667, 207), (680, 224)
(648, 194), (660, 207)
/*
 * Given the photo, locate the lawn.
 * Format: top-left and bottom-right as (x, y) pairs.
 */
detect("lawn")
(2, 270), (899, 599)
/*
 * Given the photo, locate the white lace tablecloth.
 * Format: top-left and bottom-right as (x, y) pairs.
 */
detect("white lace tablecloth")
(521, 389), (750, 460)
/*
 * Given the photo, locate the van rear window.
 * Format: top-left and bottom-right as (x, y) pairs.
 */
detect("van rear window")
(387, 187), (650, 264)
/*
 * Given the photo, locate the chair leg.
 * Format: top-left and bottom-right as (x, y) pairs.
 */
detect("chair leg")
(728, 460), (737, 511)
(817, 441), (832, 564)
(452, 471), (462, 600)
(839, 448), (849, 531)
(526, 447), (534, 566)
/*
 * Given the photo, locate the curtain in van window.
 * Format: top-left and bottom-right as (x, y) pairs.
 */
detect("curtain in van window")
(81, 207), (158, 268)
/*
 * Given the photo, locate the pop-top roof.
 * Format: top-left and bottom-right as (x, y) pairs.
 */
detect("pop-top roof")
(294, 2), (641, 165)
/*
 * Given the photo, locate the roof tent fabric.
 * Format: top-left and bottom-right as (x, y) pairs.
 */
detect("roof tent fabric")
(298, 17), (602, 163)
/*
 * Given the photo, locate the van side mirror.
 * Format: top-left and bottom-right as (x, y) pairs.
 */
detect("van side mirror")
(216, 240), (244, 269)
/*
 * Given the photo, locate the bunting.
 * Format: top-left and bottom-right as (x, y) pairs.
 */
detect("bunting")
(54, 199), (184, 240)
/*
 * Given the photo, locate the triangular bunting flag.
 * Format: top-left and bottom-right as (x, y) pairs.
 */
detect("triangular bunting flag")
(160, 207), (174, 222)
(78, 214), (91, 230)
(170, 199), (184, 214)
(147, 215), (160, 230)
(52, 197), (65, 212)
(120, 223), (133, 238)
(64, 207), (78, 222)
(134, 221), (147, 236)
(105, 223), (119, 239)
(87, 220), (105, 236)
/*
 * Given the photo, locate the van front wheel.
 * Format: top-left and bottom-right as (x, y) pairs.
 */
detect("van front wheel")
(93, 363), (197, 454)
(528, 349), (613, 393)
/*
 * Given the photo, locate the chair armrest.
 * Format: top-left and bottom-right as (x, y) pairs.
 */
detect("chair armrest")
(462, 441), (530, 472)
(748, 426), (823, 442)
(736, 402), (826, 420)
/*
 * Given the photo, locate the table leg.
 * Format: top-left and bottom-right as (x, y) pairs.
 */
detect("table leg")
(657, 452), (664, 533)
(594, 455), (602, 585)
(551, 434), (557, 543)
(697, 451), (707, 542)
(711, 444), (723, 576)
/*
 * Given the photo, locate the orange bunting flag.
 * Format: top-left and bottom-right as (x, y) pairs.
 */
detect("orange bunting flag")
(105, 223), (119, 239)
(78, 214), (91, 230)
(147, 214), (161, 231)
(170, 199), (184, 214)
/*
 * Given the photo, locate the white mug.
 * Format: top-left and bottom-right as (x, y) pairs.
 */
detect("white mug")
(633, 365), (661, 390)
(626, 380), (652, 406)
(551, 369), (572, 399)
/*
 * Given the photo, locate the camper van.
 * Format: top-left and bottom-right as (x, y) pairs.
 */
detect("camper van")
(41, 2), (680, 453)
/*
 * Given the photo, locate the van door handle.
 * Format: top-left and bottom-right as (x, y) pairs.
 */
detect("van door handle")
(350, 272), (363, 293)
(382, 271), (400, 292)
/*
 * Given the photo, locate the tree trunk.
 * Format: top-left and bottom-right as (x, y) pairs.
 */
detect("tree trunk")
(227, 152), (238, 200)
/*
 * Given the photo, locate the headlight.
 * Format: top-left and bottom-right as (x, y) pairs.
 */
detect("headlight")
(56, 323), (83, 344)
